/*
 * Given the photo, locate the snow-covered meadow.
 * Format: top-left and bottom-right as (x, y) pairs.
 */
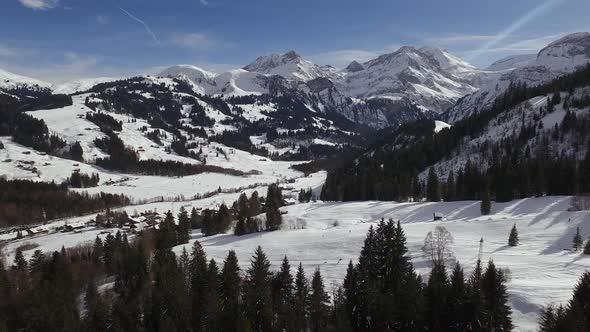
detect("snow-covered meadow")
(169, 196), (588, 332)
(2, 190), (589, 330)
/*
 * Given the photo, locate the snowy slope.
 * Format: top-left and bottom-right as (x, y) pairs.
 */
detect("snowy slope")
(423, 86), (590, 182)
(52, 77), (119, 95)
(485, 54), (537, 71)
(4, 195), (589, 331)
(0, 67), (51, 91)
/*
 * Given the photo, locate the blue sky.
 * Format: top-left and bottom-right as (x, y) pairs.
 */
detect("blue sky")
(2, 0), (590, 82)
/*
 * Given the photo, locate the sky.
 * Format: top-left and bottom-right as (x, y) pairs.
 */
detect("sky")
(2, 0), (590, 83)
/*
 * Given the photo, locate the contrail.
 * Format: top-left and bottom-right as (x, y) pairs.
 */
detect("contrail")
(467, 0), (564, 61)
(118, 6), (160, 44)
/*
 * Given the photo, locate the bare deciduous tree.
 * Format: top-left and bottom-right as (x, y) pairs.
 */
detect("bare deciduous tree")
(422, 225), (455, 265)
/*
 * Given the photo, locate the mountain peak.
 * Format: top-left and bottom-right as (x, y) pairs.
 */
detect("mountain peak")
(283, 50), (302, 60)
(345, 60), (364, 72)
(536, 31), (590, 72)
(243, 50), (332, 81)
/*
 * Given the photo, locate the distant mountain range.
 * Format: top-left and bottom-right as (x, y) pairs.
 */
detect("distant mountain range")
(2, 32), (590, 129)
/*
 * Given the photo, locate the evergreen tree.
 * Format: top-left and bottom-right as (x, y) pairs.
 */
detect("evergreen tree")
(293, 263), (309, 332)
(481, 260), (513, 331)
(309, 268), (330, 332)
(573, 226), (584, 251)
(202, 259), (221, 331)
(177, 207), (191, 244)
(332, 286), (353, 332)
(28, 249), (45, 275)
(274, 256), (295, 331)
(12, 248), (27, 271)
(447, 263), (468, 332)
(248, 191), (261, 216)
(217, 203), (232, 234)
(190, 207), (201, 229)
(234, 216), (247, 236)
(466, 259), (486, 331)
(237, 192), (250, 219)
(178, 247), (190, 287)
(567, 271), (590, 330)
(481, 188), (492, 215)
(150, 248), (191, 332)
(189, 240), (209, 330)
(0, 260), (14, 330)
(343, 260), (359, 328)
(219, 250), (245, 332)
(508, 224), (519, 247)
(157, 210), (178, 248)
(427, 167), (441, 202)
(82, 281), (109, 332)
(265, 183), (283, 231)
(424, 261), (449, 332)
(244, 246), (273, 332)
(23, 251), (80, 332)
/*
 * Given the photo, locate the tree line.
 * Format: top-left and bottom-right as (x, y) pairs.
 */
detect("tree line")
(0, 178), (129, 227)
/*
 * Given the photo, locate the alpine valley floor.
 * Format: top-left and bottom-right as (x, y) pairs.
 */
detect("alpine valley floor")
(2, 195), (590, 331)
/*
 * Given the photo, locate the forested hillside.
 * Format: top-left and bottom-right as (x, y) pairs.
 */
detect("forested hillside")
(321, 64), (590, 202)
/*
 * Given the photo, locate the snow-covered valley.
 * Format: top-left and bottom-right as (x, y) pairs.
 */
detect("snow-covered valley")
(2, 195), (589, 331)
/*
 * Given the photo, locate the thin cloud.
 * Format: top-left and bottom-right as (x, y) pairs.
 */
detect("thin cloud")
(18, 0), (59, 10)
(172, 33), (211, 49)
(461, 32), (572, 58)
(425, 34), (496, 47)
(308, 50), (379, 68)
(466, 0), (565, 61)
(0, 43), (37, 58)
(307, 45), (400, 68)
(200, 0), (209, 5)
(96, 15), (110, 25)
(118, 7), (160, 44)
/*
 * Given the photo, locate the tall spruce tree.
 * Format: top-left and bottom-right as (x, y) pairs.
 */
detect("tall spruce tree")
(219, 250), (245, 332)
(343, 260), (359, 328)
(424, 261), (450, 332)
(447, 263), (468, 332)
(481, 260), (513, 331)
(309, 268), (330, 332)
(466, 259), (486, 331)
(244, 246), (273, 332)
(427, 167), (441, 202)
(481, 189), (492, 215)
(274, 256), (295, 331)
(189, 240), (209, 330)
(177, 207), (191, 244)
(202, 259), (221, 331)
(12, 248), (27, 271)
(293, 263), (309, 332)
(508, 224), (519, 247)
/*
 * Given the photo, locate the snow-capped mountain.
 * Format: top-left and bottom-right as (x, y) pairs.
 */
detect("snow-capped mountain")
(243, 50), (336, 81)
(485, 54), (536, 71)
(336, 46), (481, 114)
(0, 68), (51, 91)
(52, 77), (119, 95)
(444, 32), (590, 123)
